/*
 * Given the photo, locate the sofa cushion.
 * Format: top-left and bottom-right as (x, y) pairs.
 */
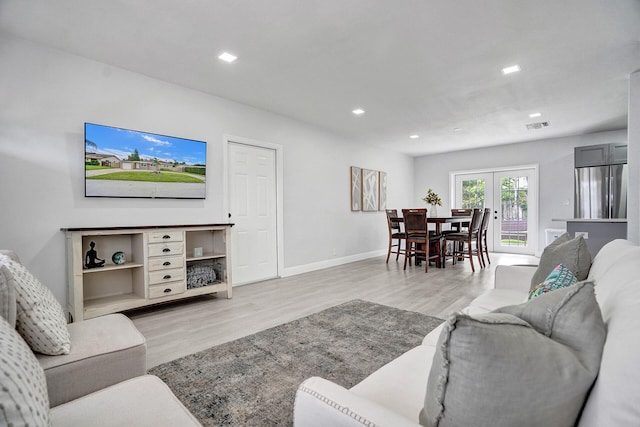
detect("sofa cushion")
(578, 269), (640, 427)
(586, 238), (635, 284)
(351, 345), (436, 422)
(588, 243), (640, 312)
(0, 255), (71, 355)
(0, 315), (50, 426)
(50, 375), (202, 427)
(528, 263), (577, 299)
(421, 282), (605, 427)
(463, 288), (526, 314)
(37, 313), (147, 407)
(530, 233), (591, 288)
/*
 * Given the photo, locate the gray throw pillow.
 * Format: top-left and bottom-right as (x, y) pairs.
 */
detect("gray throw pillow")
(421, 282), (605, 427)
(530, 234), (591, 288)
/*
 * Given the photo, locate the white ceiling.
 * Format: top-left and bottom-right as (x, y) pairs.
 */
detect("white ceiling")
(1, 0), (639, 156)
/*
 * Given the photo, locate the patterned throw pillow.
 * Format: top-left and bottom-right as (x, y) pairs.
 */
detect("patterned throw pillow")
(0, 315), (51, 426)
(0, 255), (70, 355)
(528, 263), (577, 300)
(0, 264), (17, 327)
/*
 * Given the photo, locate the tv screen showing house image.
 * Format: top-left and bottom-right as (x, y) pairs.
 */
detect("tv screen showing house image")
(85, 123), (206, 199)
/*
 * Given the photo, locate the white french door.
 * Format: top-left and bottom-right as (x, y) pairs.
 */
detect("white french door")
(453, 167), (538, 255)
(228, 142), (278, 285)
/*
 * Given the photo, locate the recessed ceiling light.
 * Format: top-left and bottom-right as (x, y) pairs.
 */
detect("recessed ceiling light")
(501, 64), (521, 75)
(218, 52), (237, 63)
(529, 112), (542, 118)
(409, 134), (419, 139)
(352, 108), (365, 115)
(453, 127), (462, 132)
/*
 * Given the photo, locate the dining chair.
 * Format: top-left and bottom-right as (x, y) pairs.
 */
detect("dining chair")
(447, 208), (472, 233)
(402, 209), (441, 272)
(443, 208), (484, 272)
(479, 207), (491, 266)
(385, 209), (405, 263)
(442, 208), (472, 262)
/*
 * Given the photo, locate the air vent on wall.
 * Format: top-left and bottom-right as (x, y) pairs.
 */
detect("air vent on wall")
(525, 121), (550, 130)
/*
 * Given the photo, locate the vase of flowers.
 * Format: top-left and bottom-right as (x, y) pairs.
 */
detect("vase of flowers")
(422, 188), (442, 217)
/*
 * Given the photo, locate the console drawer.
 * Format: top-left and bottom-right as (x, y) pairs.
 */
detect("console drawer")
(148, 281), (186, 299)
(149, 268), (185, 285)
(148, 231), (183, 244)
(148, 242), (184, 257)
(148, 255), (184, 271)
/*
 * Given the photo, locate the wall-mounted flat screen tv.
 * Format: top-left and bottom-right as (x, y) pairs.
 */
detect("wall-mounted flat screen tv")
(85, 123), (206, 199)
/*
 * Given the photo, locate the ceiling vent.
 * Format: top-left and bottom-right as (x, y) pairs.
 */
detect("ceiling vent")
(525, 121), (550, 130)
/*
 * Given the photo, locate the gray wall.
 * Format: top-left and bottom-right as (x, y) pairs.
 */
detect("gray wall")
(413, 129), (629, 255)
(0, 35), (415, 304)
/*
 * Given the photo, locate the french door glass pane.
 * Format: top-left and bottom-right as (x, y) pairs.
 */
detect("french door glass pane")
(461, 179), (485, 209)
(500, 176), (529, 247)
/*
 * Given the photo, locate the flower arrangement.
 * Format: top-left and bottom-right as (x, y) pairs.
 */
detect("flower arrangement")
(422, 188), (442, 207)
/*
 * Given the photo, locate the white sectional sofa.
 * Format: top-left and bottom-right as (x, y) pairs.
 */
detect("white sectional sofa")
(294, 238), (640, 426)
(0, 250), (202, 427)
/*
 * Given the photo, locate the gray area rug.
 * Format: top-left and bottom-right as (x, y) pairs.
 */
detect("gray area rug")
(149, 299), (443, 426)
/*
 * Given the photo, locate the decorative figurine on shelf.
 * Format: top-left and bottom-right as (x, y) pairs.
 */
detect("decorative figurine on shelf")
(112, 251), (126, 265)
(84, 241), (105, 269)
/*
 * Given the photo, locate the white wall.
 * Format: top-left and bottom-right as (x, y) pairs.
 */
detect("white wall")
(0, 35), (415, 304)
(413, 129), (629, 254)
(628, 70), (640, 244)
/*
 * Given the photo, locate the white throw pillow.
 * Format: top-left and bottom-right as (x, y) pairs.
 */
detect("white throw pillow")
(0, 264), (17, 327)
(0, 315), (51, 426)
(0, 255), (70, 355)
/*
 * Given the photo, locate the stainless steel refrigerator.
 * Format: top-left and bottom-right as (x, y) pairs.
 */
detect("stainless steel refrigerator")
(574, 163), (628, 219)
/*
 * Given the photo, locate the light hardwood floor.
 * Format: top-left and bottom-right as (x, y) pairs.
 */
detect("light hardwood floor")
(129, 252), (537, 368)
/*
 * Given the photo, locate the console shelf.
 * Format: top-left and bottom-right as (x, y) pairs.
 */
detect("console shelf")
(63, 223), (233, 322)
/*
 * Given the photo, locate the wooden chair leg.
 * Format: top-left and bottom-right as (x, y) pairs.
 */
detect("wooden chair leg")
(404, 242), (413, 270)
(386, 241), (392, 263)
(467, 238), (475, 272)
(425, 241), (429, 273)
(483, 235), (491, 264)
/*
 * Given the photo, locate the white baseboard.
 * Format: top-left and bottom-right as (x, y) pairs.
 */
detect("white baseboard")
(281, 250), (386, 277)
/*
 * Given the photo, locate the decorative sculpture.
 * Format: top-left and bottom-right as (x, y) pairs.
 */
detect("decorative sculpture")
(85, 241), (105, 268)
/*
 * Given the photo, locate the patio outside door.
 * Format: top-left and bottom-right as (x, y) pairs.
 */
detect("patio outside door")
(453, 167), (537, 255)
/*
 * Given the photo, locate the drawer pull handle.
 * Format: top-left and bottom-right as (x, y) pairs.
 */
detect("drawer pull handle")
(163, 274), (172, 280)
(162, 261), (171, 266)
(163, 235), (171, 239)
(162, 248), (171, 253)
(163, 288), (172, 293)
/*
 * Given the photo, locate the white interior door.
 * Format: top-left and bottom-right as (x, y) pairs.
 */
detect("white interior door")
(453, 167), (537, 255)
(228, 142), (278, 285)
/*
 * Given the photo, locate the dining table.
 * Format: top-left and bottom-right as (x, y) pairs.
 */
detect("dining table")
(390, 215), (471, 233)
(427, 215), (471, 234)
(390, 214), (472, 268)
